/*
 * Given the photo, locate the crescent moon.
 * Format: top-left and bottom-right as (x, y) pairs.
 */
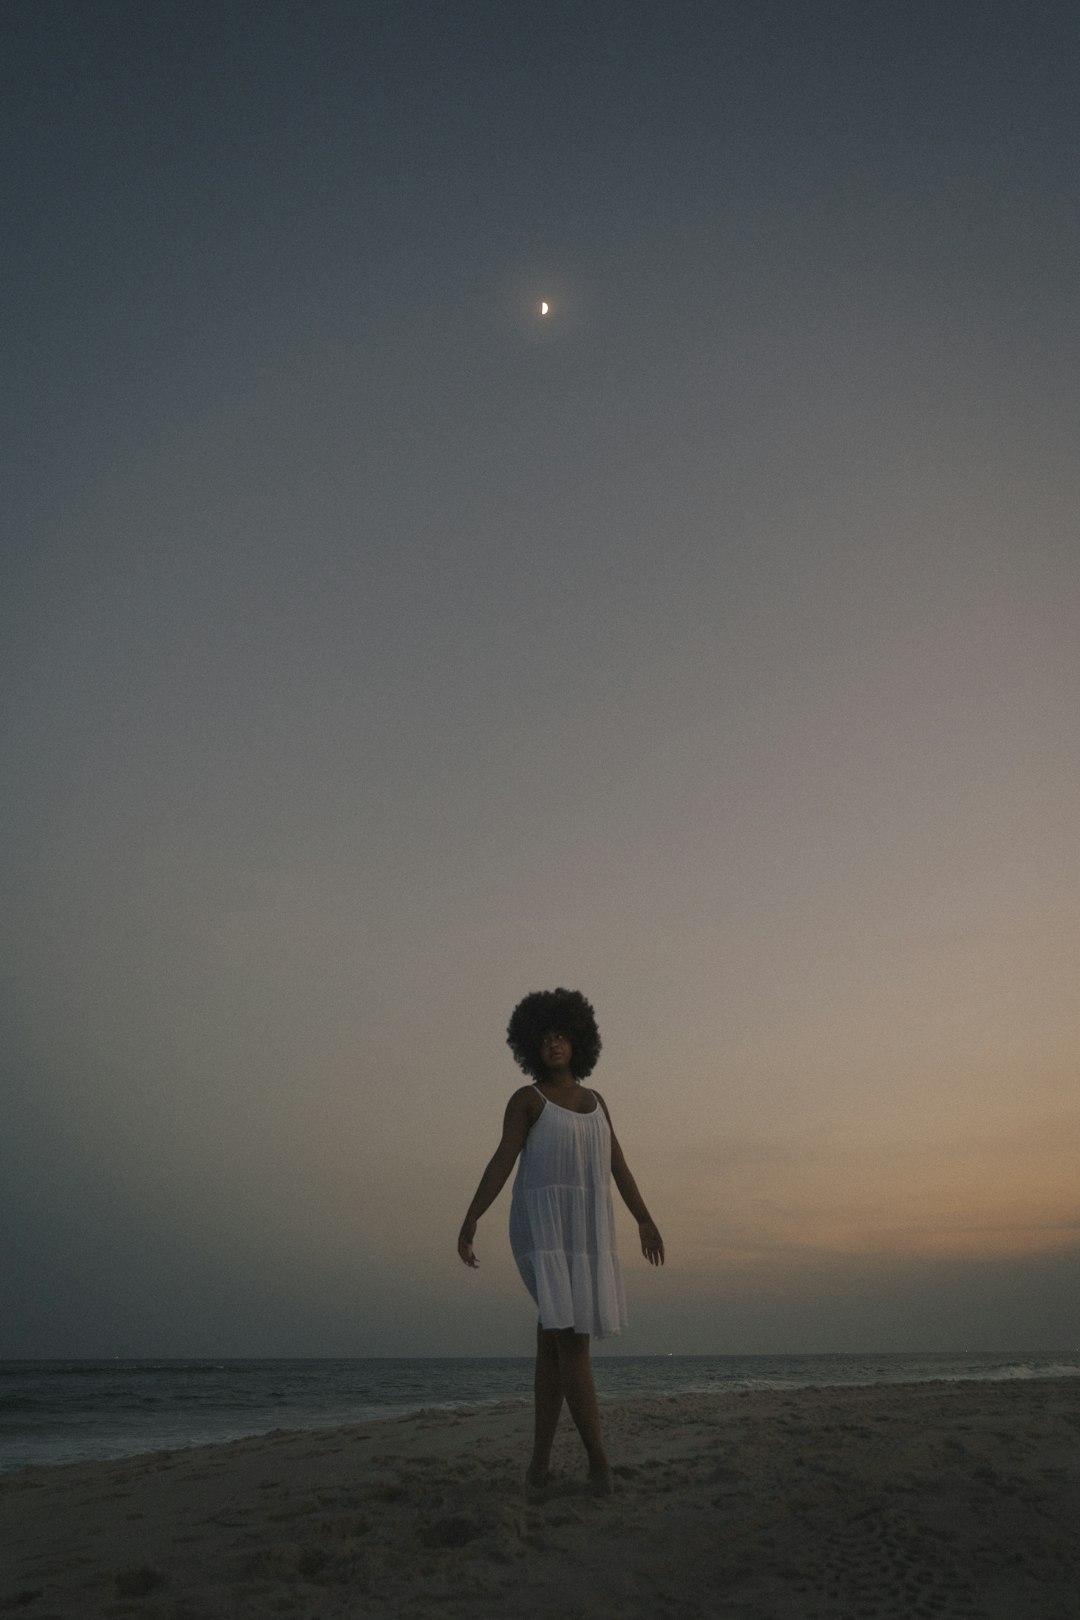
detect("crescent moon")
(540, 301), (549, 315)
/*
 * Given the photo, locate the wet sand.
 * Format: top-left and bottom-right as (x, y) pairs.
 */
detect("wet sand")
(1, 1378), (1077, 1619)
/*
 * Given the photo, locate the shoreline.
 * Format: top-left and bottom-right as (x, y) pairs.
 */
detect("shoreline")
(2, 1379), (1077, 1618)
(6, 1359), (1077, 1481)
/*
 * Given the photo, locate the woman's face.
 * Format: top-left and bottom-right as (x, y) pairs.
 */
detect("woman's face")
(539, 1029), (573, 1072)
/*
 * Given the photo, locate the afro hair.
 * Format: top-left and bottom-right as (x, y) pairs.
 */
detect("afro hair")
(506, 988), (602, 1081)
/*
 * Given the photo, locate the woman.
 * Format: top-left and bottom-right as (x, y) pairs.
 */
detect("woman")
(458, 988), (664, 1494)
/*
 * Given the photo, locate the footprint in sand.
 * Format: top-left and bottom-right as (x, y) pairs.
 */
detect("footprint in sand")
(802, 1512), (982, 1619)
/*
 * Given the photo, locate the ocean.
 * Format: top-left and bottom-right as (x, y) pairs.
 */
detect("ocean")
(2, 1351), (1077, 1475)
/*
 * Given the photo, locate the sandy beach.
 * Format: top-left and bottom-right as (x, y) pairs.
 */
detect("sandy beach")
(1, 1378), (1077, 1619)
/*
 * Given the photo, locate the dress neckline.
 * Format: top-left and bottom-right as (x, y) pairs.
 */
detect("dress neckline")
(534, 1086), (599, 1117)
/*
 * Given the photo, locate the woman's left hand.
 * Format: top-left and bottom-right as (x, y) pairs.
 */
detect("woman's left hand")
(639, 1220), (665, 1266)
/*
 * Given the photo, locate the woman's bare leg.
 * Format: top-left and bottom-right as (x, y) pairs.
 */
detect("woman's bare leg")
(527, 1324), (564, 1486)
(553, 1329), (613, 1493)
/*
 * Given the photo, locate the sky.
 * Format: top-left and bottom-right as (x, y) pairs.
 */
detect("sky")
(2, 0), (1078, 1359)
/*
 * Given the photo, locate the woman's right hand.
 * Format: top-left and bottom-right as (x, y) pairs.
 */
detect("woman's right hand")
(457, 1217), (478, 1268)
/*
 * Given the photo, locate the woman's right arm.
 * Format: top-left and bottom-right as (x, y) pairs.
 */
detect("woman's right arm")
(457, 1087), (535, 1268)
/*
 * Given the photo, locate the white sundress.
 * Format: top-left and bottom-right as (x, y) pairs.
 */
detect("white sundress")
(508, 1088), (628, 1339)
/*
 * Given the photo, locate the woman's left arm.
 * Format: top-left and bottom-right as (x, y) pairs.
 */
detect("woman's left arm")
(596, 1095), (665, 1266)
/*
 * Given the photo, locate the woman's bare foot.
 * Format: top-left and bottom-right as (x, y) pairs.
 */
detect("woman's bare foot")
(524, 1462), (554, 1500)
(587, 1463), (615, 1496)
